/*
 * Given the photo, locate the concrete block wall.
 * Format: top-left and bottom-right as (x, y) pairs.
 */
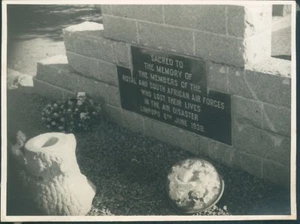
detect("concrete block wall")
(33, 4), (292, 188)
(101, 5), (272, 67)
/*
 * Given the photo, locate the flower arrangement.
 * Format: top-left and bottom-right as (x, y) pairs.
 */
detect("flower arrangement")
(42, 92), (102, 133)
(167, 158), (223, 214)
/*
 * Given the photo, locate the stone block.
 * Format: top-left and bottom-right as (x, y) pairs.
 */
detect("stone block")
(208, 140), (235, 167)
(101, 5), (112, 15)
(103, 15), (138, 44)
(74, 32), (115, 63)
(273, 5), (292, 16)
(272, 14), (292, 33)
(63, 23), (115, 63)
(227, 6), (245, 37)
(228, 66), (291, 108)
(110, 5), (164, 23)
(227, 5), (272, 38)
(121, 109), (145, 134)
(36, 55), (79, 92)
(77, 75), (121, 107)
(193, 5), (272, 66)
(66, 51), (118, 86)
(228, 67), (255, 99)
(207, 62), (229, 93)
(245, 5), (272, 36)
(164, 5), (226, 34)
(102, 104), (123, 125)
(282, 5), (292, 16)
(262, 103), (291, 136)
(64, 22), (133, 68)
(63, 22), (104, 44)
(138, 22), (194, 56)
(144, 117), (210, 156)
(243, 30), (272, 65)
(232, 121), (291, 166)
(66, 51), (99, 79)
(112, 41), (132, 68)
(247, 57), (291, 77)
(33, 78), (64, 101)
(231, 151), (263, 178)
(179, 130), (210, 157)
(63, 21), (103, 33)
(194, 31), (244, 67)
(102, 106), (145, 134)
(245, 70), (291, 108)
(262, 160), (290, 188)
(37, 54), (68, 65)
(63, 31), (76, 52)
(232, 95), (263, 128)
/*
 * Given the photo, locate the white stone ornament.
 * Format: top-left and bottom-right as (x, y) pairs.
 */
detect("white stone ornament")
(167, 158), (224, 214)
(23, 132), (96, 215)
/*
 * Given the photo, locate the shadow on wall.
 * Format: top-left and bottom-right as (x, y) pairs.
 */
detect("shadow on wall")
(7, 5), (102, 42)
(270, 4), (292, 61)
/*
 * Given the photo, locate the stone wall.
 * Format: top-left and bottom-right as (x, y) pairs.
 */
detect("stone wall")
(101, 5), (273, 67)
(33, 4), (292, 187)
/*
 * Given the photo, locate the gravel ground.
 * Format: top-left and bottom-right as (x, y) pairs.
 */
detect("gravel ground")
(6, 89), (290, 216)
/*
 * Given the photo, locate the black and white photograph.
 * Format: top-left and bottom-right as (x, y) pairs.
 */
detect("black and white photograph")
(1, 0), (297, 222)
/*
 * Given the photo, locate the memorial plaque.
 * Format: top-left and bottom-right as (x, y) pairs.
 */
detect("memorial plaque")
(118, 46), (232, 145)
